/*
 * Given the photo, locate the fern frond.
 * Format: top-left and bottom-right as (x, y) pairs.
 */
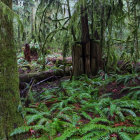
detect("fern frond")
(110, 104), (117, 117)
(28, 136), (49, 140)
(116, 110), (125, 121)
(54, 127), (78, 140)
(134, 134), (140, 140)
(80, 124), (109, 134)
(80, 132), (110, 140)
(10, 125), (48, 136)
(57, 113), (72, 122)
(81, 111), (92, 121)
(10, 126), (31, 136)
(111, 126), (140, 134)
(129, 86), (140, 90)
(26, 112), (50, 125)
(79, 93), (91, 100)
(118, 132), (132, 140)
(121, 108), (136, 117)
(37, 118), (49, 125)
(92, 132), (110, 140)
(79, 131), (96, 140)
(25, 108), (40, 114)
(120, 87), (130, 93)
(58, 106), (73, 114)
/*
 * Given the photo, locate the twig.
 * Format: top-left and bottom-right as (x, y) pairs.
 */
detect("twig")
(33, 76), (59, 87)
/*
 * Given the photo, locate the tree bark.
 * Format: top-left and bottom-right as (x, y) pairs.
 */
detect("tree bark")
(100, 1), (105, 54)
(19, 69), (71, 83)
(91, 31), (102, 75)
(72, 44), (84, 77)
(73, 4), (91, 76)
(80, 5), (91, 76)
(72, 2), (102, 77)
(0, 0), (23, 139)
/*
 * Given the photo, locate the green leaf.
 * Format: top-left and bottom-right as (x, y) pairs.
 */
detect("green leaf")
(119, 132), (132, 140)
(134, 134), (140, 140)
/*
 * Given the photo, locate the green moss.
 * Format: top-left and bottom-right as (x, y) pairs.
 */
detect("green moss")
(0, 0), (23, 139)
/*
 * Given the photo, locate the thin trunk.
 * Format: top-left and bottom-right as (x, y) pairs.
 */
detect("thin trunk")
(91, 0), (94, 39)
(66, 0), (76, 41)
(134, 5), (139, 59)
(17, 3), (21, 51)
(106, 20), (112, 72)
(100, 0), (105, 53)
(18, 24), (21, 51)
(31, 7), (34, 39)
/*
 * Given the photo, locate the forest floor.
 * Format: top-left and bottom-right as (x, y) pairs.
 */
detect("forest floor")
(15, 53), (140, 140)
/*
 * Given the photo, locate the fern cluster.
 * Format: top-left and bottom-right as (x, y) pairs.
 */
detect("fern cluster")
(11, 74), (140, 139)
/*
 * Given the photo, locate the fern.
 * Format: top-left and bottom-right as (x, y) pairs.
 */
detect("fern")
(118, 132), (132, 140)
(91, 132), (110, 140)
(80, 124), (109, 134)
(111, 126), (140, 134)
(10, 126), (31, 136)
(25, 108), (40, 114)
(11, 75), (140, 139)
(54, 127), (78, 140)
(37, 118), (49, 125)
(57, 113), (72, 122)
(26, 112), (50, 125)
(134, 134), (140, 140)
(10, 125), (48, 136)
(116, 74), (137, 85)
(78, 131), (97, 140)
(81, 111), (92, 121)
(28, 136), (49, 140)
(127, 86), (140, 99)
(121, 108), (136, 117)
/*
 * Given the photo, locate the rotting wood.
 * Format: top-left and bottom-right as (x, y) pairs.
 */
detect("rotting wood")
(19, 69), (71, 83)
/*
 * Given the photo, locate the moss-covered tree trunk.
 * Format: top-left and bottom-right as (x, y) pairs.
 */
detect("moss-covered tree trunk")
(0, 0), (23, 139)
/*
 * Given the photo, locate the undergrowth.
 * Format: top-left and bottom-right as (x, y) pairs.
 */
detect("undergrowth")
(11, 73), (140, 139)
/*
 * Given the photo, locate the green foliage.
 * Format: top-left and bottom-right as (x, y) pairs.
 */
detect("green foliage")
(0, 1), (23, 31)
(116, 73), (138, 85)
(10, 125), (48, 136)
(11, 74), (140, 139)
(127, 86), (140, 99)
(134, 134), (140, 140)
(119, 132), (132, 140)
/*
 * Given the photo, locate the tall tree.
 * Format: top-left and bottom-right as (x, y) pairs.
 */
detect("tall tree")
(0, 0), (23, 139)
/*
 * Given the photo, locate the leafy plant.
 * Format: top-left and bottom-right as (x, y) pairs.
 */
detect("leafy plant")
(11, 74), (140, 139)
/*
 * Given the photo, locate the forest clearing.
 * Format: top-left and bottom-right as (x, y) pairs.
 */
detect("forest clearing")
(0, 0), (140, 140)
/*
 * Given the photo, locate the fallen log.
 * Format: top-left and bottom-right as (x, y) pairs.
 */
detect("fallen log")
(19, 69), (70, 83)
(47, 57), (72, 66)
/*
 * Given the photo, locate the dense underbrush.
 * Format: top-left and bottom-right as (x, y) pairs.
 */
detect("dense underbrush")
(11, 73), (140, 140)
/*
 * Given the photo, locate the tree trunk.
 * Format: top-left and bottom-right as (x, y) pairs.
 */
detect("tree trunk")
(0, 0), (23, 139)
(72, 44), (84, 77)
(19, 69), (71, 83)
(100, 0), (105, 54)
(91, 31), (102, 75)
(72, 2), (102, 77)
(80, 4), (91, 76)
